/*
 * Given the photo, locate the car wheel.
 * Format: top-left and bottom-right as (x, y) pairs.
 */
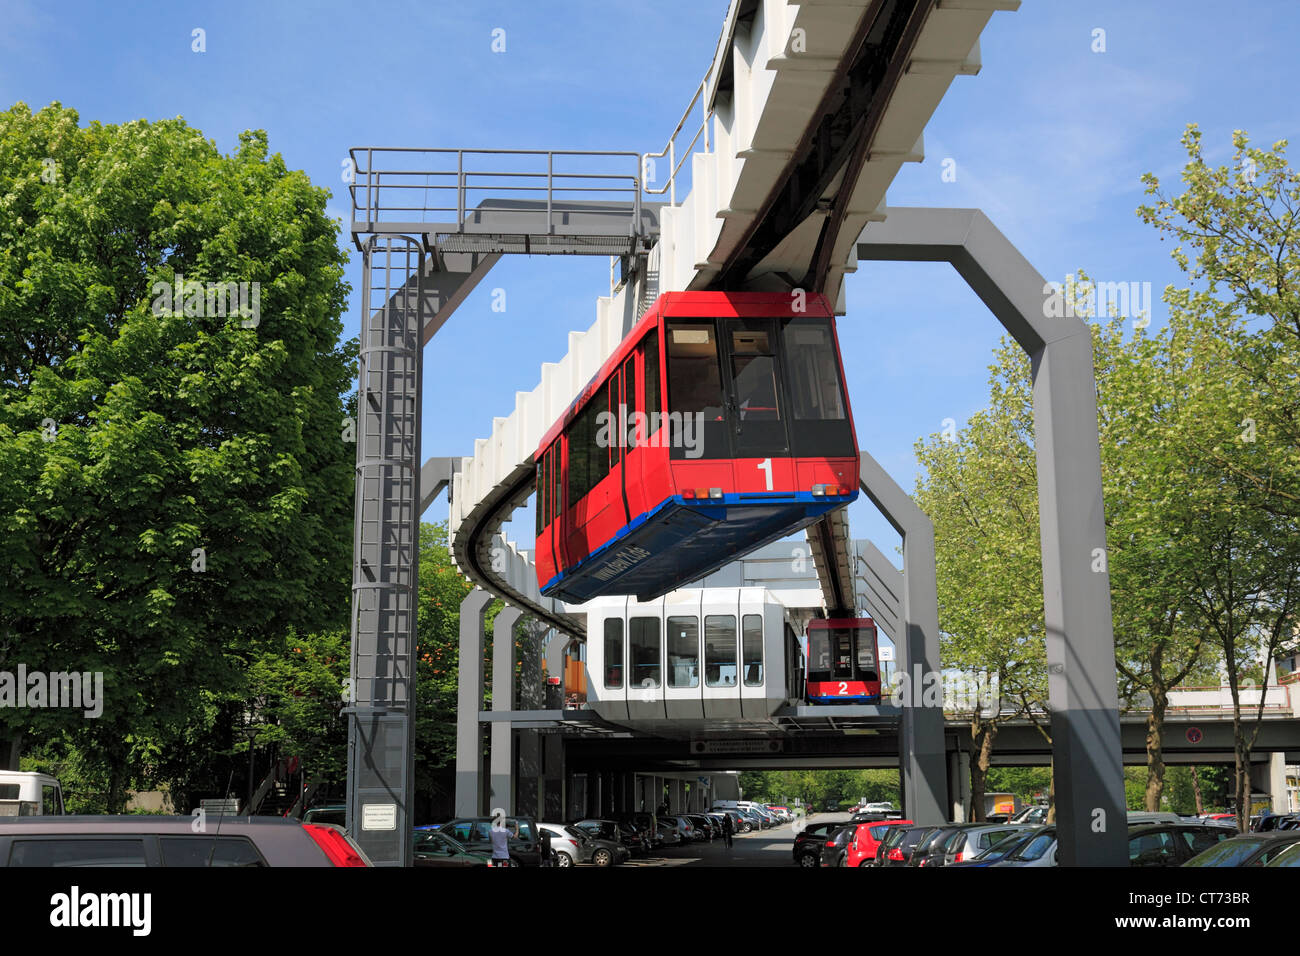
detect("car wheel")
(593, 848), (612, 866)
(858, 858), (872, 866)
(557, 852), (573, 868)
(798, 852), (818, 868)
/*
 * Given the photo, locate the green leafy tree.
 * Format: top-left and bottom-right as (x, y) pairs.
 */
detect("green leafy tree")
(0, 102), (355, 808)
(1140, 126), (1300, 829)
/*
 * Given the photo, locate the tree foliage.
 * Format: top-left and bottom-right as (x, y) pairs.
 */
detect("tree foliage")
(0, 102), (355, 808)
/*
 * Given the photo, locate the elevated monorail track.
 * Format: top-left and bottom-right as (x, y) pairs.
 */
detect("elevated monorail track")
(351, 0), (1018, 638)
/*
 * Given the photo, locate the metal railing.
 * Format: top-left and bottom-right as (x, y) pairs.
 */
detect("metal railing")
(642, 63), (715, 207)
(349, 147), (643, 235)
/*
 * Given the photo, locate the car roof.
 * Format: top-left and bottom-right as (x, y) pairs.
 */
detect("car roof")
(0, 815), (306, 833)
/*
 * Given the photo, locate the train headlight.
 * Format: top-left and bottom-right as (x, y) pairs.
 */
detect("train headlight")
(812, 484), (826, 496)
(709, 487), (723, 500)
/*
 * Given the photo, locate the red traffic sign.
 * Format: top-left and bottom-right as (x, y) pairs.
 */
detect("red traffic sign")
(1186, 727), (1203, 744)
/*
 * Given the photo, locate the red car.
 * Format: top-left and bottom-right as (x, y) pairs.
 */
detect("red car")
(844, 819), (912, 867)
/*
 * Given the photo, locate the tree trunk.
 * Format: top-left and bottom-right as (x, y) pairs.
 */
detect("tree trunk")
(1191, 765), (1204, 815)
(1144, 684), (1168, 811)
(2, 733), (22, 771)
(1045, 755), (1057, 824)
(969, 721), (996, 822)
(1234, 733), (1250, 833)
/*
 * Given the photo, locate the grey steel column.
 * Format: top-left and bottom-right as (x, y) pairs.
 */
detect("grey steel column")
(857, 449), (946, 826)
(346, 236), (424, 867)
(856, 206), (1126, 865)
(455, 588), (491, 815)
(490, 606), (523, 815)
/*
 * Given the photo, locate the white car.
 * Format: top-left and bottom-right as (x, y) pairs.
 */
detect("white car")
(538, 823), (586, 867)
(861, 802), (896, 814)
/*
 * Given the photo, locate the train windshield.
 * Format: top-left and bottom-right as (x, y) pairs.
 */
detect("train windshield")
(807, 626), (877, 682)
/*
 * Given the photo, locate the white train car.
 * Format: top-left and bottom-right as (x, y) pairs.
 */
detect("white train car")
(583, 587), (802, 722)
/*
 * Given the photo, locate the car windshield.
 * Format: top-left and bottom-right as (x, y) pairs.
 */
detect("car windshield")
(1182, 838), (1266, 867)
(975, 829), (1035, 860)
(1011, 832), (1056, 861)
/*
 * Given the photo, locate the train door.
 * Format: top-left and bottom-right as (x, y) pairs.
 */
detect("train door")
(720, 319), (793, 488)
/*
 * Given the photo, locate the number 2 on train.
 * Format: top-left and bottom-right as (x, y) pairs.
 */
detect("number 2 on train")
(837, 682), (848, 695)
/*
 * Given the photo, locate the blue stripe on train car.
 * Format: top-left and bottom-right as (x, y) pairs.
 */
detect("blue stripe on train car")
(541, 490), (856, 604)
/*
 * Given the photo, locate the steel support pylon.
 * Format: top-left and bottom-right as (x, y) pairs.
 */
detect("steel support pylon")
(856, 206), (1127, 865)
(346, 236), (424, 866)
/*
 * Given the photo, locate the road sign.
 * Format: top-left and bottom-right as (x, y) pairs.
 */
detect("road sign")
(200, 798), (239, 816)
(1186, 727), (1203, 744)
(879, 646), (895, 662)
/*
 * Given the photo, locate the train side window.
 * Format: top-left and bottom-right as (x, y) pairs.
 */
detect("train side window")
(742, 614), (764, 686)
(567, 397), (607, 507)
(667, 616), (699, 688)
(622, 355), (637, 449)
(782, 320), (846, 420)
(608, 374), (621, 467)
(604, 618), (624, 689)
(552, 442), (563, 521)
(643, 332), (661, 438)
(666, 323), (725, 423)
(536, 456), (545, 535)
(704, 615), (737, 687)
(630, 617), (660, 688)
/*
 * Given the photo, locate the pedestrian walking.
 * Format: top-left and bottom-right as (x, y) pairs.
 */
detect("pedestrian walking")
(722, 811), (734, 848)
(489, 820), (512, 867)
(539, 825), (554, 867)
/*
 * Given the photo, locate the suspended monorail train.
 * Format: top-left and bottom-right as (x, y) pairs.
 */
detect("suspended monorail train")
(534, 291), (859, 604)
(583, 588), (804, 721)
(805, 617), (881, 704)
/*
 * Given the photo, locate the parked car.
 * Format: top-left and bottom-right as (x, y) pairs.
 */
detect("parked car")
(861, 802), (896, 814)
(1255, 813), (1300, 832)
(1008, 805), (1049, 825)
(1263, 842), (1300, 866)
(908, 824), (983, 868)
(949, 827), (1047, 867)
(618, 811), (659, 849)
(441, 816), (542, 866)
(991, 826), (1059, 867)
(686, 814), (715, 840)
(1127, 823), (1234, 866)
(562, 824), (629, 866)
(656, 816), (685, 846)
(995, 823), (1232, 868)
(537, 823), (586, 867)
(793, 820), (845, 867)
(1183, 831), (1300, 867)
(722, 809), (751, 833)
(844, 820), (912, 867)
(613, 820), (649, 855)
(820, 824), (856, 867)
(0, 815), (371, 866)
(941, 825), (1032, 865)
(876, 825), (939, 867)
(413, 828), (489, 867)
(301, 805), (346, 827)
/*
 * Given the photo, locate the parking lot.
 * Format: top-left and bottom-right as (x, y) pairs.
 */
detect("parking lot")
(613, 815), (823, 868)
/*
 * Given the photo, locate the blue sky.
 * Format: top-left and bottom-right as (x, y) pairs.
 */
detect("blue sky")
(5, 0), (1299, 617)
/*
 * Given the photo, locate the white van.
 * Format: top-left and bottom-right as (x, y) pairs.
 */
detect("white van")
(0, 771), (65, 816)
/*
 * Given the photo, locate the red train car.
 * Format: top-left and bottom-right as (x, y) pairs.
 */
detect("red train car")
(534, 291), (858, 604)
(805, 617), (881, 704)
